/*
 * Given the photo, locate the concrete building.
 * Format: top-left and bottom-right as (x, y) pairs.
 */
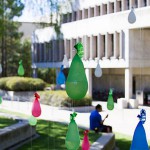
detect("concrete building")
(31, 0), (150, 105)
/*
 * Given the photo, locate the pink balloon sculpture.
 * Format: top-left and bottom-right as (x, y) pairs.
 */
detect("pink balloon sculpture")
(82, 130), (90, 150)
(32, 92), (41, 117)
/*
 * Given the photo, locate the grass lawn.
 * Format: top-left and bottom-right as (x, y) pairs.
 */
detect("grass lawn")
(0, 116), (17, 128)
(16, 119), (101, 150)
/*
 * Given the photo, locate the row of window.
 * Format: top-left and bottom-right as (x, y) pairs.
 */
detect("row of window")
(62, 0), (148, 23)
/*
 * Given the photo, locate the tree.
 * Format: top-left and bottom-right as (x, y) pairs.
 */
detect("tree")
(0, 0), (24, 77)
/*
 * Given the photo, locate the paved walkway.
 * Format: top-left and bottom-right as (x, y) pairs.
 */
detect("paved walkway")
(1, 100), (150, 140)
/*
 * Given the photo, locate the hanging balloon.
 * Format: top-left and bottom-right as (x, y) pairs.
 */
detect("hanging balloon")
(0, 96), (2, 104)
(82, 130), (90, 150)
(63, 54), (69, 68)
(66, 42), (88, 100)
(28, 115), (37, 126)
(128, 7), (136, 24)
(94, 60), (102, 77)
(18, 60), (25, 76)
(56, 65), (66, 85)
(107, 89), (114, 110)
(65, 112), (80, 150)
(32, 92), (41, 117)
(0, 64), (2, 74)
(130, 121), (149, 150)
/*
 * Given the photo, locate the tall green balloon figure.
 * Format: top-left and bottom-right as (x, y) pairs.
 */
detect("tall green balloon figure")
(65, 112), (80, 150)
(107, 89), (114, 110)
(0, 96), (2, 104)
(66, 42), (88, 100)
(18, 60), (25, 76)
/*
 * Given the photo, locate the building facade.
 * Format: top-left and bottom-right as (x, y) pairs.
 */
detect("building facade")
(31, 0), (150, 104)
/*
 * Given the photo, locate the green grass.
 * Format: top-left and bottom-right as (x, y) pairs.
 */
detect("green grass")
(0, 116), (17, 128)
(16, 120), (101, 150)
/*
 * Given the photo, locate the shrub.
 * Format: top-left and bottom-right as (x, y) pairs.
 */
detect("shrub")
(0, 77), (46, 91)
(39, 90), (92, 107)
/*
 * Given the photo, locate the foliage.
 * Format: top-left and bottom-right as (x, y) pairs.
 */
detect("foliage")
(0, 117), (17, 129)
(37, 68), (56, 84)
(39, 90), (92, 107)
(17, 119), (100, 150)
(0, 0), (24, 77)
(0, 77), (46, 91)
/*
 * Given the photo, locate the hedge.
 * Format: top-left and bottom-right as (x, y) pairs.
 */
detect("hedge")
(0, 77), (46, 91)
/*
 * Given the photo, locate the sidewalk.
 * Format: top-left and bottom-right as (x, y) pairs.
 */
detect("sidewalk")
(1, 100), (150, 140)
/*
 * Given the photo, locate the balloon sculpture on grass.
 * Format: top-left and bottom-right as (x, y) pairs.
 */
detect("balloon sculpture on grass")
(82, 130), (90, 150)
(18, 60), (25, 76)
(28, 115), (37, 126)
(130, 109), (149, 150)
(107, 89), (114, 110)
(32, 92), (41, 117)
(66, 42), (88, 100)
(65, 112), (80, 150)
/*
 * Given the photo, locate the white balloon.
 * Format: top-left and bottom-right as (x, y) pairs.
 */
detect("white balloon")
(95, 63), (102, 77)
(62, 55), (69, 68)
(0, 64), (2, 74)
(128, 8), (136, 24)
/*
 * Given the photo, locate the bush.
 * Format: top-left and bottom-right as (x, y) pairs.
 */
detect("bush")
(0, 77), (46, 91)
(39, 90), (92, 107)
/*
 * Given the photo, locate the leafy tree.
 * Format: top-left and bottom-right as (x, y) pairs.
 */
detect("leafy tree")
(0, 0), (24, 77)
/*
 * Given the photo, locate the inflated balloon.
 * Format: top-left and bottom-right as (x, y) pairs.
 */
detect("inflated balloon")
(82, 130), (90, 150)
(28, 115), (37, 126)
(94, 60), (102, 77)
(130, 121), (149, 150)
(107, 89), (114, 110)
(0, 96), (2, 104)
(63, 54), (69, 68)
(32, 92), (41, 117)
(0, 64), (2, 74)
(18, 60), (25, 76)
(137, 109), (146, 124)
(66, 42), (88, 100)
(65, 112), (80, 150)
(56, 65), (66, 85)
(128, 7), (136, 24)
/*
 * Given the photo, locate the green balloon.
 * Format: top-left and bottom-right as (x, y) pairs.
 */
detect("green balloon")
(28, 115), (37, 126)
(107, 89), (114, 110)
(18, 60), (25, 76)
(0, 96), (2, 104)
(66, 43), (88, 100)
(65, 113), (80, 150)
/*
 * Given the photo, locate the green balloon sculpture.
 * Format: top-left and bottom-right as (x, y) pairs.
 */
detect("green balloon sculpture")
(0, 96), (2, 104)
(66, 42), (88, 100)
(107, 89), (114, 110)
(28, 115), (37, 126)
(65, 112), (80, 150)
(18, 60), (25, 76)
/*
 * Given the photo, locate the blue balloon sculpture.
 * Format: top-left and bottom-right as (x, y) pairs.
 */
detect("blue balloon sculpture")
(56, 65), (66, 85)
(130, 109), (149, 150)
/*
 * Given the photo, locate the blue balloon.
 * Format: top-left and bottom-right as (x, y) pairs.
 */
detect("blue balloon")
(130, 121), (149, 150)
(56, 65), (66, 85)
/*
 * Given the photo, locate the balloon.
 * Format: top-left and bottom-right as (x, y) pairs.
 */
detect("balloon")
(56, 65), (66, 85)
(63, 54), (69, 68)
(128, 7), (136, 24)
(65, 112), (80, 150)
(66, 42), (88, 100)
(107, 89), (114, 110)
(94, 60), (102, 77)
(130, 121), (149, 150)
(137, 109), (146, 124)
(0, 96), (2, 104)
(18, 60), (25, 76)
(32, 92), (41, 117)
(0, 64), (2, 74)
(82, 130), (90, 150)
(28, 115), (37, 126)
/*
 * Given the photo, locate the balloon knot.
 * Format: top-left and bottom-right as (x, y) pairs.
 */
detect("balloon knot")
(74, 42), (84, 58)
(34, 92), (40, 99)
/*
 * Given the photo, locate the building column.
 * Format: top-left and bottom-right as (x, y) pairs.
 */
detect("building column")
(85, 68), (92, 97)
(125, 68), (133, 101)
(114, 31), (119, 58)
